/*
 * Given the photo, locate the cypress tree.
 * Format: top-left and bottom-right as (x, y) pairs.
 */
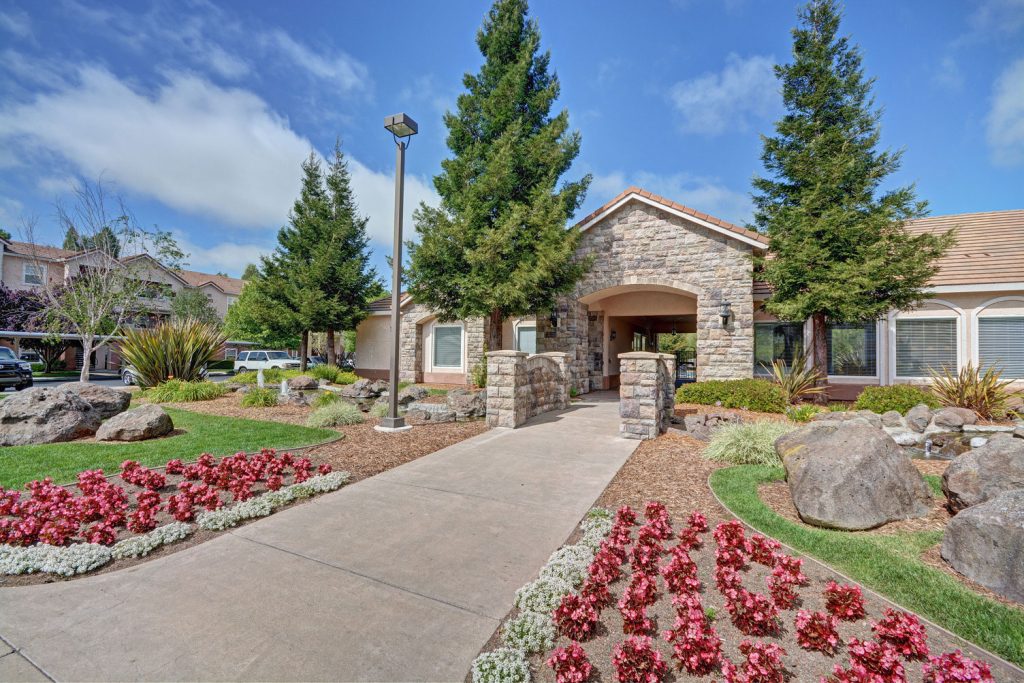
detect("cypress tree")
(407, 0), (590, 350)
(62, 226), (82, 251)
(752, 0), (953, 390)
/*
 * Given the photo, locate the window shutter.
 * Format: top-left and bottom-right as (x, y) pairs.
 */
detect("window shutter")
(978, 317), (1024, 379)
(433, 327), (463, 368)
(895, 319), (956, 377)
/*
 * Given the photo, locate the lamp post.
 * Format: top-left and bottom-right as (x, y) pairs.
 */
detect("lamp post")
(376, 113), (418, 433)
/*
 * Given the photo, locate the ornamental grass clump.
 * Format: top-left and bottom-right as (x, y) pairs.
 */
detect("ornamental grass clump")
(119, 318), (226, 387)
(308, 364), (358, 385)
(241, 387), (279, 408)
(143, 379), (227, 403)
(703, 421), (796, 467)
(931, 361), (1015, 419)
(763, 352), (825, 404)
(306, 401), (364, 427)
(311, 391), (339, 408)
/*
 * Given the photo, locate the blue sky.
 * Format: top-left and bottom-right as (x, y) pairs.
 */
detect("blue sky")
(0, 0), (1022, 279)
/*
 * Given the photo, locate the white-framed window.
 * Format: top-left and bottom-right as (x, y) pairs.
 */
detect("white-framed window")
(23, 263), (46, 285)
(978, 317), (1024, 379)
(226, 296), (238, 308)
(895, 318), (957, 378)
(754, 322), (804, 375)
(432, 324), (464, 368)
(827, 321), (878, 377)
(516, 325), (537, 355)
(225, 348), (238, 360)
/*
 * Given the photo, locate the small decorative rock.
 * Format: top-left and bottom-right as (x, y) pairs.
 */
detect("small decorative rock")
(287, 375), (319, 392)
(941, 434), (1024, 512)
(969, 436), (988, 449)
(60, 382), (131, 419)
(96, 405), (174, 442)
(941, 489), (1024, 602)
(0, 387), (102, 446)
(880, 411), (903, 428)
(906, 404), (933, 433)
(888, 430), (919, 447)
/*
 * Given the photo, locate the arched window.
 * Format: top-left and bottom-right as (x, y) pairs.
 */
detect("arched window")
(974, 297), (1024, 379)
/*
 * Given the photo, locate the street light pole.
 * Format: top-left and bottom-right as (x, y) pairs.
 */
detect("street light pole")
(376, 113), (418, 433)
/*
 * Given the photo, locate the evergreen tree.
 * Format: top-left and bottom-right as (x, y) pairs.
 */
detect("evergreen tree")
(752, 0), (953, 390)
(62, 226), (83, 251)
(407, 0), (590, 350)
(0, 228), (11, 241)
(171, 288), (221, 327)
(222, 261), (302, 349)
(91, 226), (121, 257)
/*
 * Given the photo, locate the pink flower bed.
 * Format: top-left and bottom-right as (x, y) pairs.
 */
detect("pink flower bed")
(543, 502), (996, 683)
(0, 449), (329, 549)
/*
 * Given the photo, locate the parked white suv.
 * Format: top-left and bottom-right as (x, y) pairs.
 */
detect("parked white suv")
(234, 351), (300, 373)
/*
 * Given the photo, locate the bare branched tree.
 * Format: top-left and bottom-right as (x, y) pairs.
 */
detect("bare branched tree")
(23, 179), (183, 381)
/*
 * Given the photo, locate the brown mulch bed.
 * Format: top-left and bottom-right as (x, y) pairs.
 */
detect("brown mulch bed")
(507, 433), (1021, 682)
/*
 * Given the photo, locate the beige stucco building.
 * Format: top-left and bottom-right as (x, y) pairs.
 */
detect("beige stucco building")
(355, 188), (1024, 395)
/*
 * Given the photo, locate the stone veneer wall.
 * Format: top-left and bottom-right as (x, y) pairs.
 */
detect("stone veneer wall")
(399, 303), (487, 385)
(486, 350), (571, 428)
(618, 351), (676, 440)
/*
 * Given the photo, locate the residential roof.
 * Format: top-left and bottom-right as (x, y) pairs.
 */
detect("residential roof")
(3, 241), (79, 261)
(575, 187), (770, 248)
(905, 210), (1024, 287)
(175, 269), (245, 295)
(368, 292), (410, 312)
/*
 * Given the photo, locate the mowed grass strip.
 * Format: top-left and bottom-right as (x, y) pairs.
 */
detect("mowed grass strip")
(709, 465), (1024, 666)
(0, 407), (337, 489)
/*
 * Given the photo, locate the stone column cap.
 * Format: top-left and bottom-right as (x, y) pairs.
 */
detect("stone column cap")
(534, 351), (571, 359)
(487, 350), (528, 358)
(618, 351), (664, 360)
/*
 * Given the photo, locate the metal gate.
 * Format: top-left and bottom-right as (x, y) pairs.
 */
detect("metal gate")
(675, 348), (696, 385)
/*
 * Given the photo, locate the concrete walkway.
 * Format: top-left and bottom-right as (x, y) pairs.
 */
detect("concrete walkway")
(0, 395), (635, 682)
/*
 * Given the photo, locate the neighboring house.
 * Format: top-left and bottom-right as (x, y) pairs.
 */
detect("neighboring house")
(355, 187), (1024, 396)
(0, 238), (247, 370)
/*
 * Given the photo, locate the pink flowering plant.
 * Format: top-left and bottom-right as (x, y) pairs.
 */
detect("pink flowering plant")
(922, 651), (994, 683)
(554, 593), (600, 641)
(794, 609), (840, 653)
(871, 608), (929, 659)
(722, 640), (787, 683)
(663, 593), (722, 675)
(547, 642), (593, 683)
(612, 636), (667, 683)
(829, 637), (907, 683)
(824, 580), (867, 621)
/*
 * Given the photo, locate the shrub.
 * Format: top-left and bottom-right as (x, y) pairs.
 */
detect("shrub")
(703, 421), (796, 467)
(312, 391), (339, 408)
(931, 361), (1015, 419)
(241, 387), (279, 408)
(676, 379), (787, 413)
(234, 368), (302, 385)
(785, 404), (823, 422)
(119, 318), (226, 387)
(828, 402), (850, 412)
(854, 384), (939, 414)
(143, 379), (227, 403)
(306, 401), (364, 427)
(30, 362), (44, 372)
(308, 364), (358, 385)
(763, 352), (825, 404)
(471, 360), (487, 388)
(501, 610), (555, 654)
(470, 648), (530, 683)
(547, 642), (593, 683)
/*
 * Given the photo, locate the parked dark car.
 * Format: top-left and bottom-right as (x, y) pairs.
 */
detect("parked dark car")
(0, 347), (33, 391)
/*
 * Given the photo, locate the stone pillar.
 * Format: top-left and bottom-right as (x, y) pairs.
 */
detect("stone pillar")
(535, 351), (571, 411)
(486, 350), (528, 428)
(618, 351), (675, 440)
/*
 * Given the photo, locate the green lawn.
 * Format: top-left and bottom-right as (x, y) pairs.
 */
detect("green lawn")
(710, 466), (1024, 666)
(0, 407), (337, 489)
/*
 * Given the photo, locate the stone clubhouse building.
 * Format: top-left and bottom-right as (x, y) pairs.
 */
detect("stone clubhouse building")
(356, 187), (1024, 398)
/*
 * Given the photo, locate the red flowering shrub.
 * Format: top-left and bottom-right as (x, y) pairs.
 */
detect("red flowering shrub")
(872, 608), (929, 659)
(794, 610), (840, 653)
(266, 474), (284, 491)
(715, 564), (743, 593)
(829, 638), (906, 683)
(554, 593), (600, 641)
(165, 459), (184, 475)
(581, 577), (612, 608)
(722, 641), (787, 683)
(723, 586), (779, 636)
(618, 587), (654, 635)
(615, 505), (639, 527)
(166, 493), (195, 522)
(590, 547), (623, 584)
(687, 510), (708, 533)
(675, 526), (702, 551)
(547, 642), (593, 683)
(317, 463), (333, 475)
(83, 521), (117, 545)
(922, 651), (994, 683)
(293, 457), (313, 483)
(660, 547), (700, 595)
(713, 520), (750, 554)
(663, 593), (722, 675)
(119, 460), (166, 491)
(605, 531), (631, 562)
(766, 555), (807, 609)
(612, 636), (667, 683)
(748, 534), (782, 566)
(824, 581), (867, 621)
(629, 540), (662, 576)
(641, 501), (673, 541)
(127, 490), (161, 533)
(626, 572), (660, 607)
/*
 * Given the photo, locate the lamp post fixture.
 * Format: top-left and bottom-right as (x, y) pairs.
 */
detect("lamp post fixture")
(376, 113), (418, 433)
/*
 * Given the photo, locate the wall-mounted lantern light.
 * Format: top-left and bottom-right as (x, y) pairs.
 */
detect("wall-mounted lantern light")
(609, 329), (617, 341)
(719, 301), (733, 327)
(549, 311), (558, 329)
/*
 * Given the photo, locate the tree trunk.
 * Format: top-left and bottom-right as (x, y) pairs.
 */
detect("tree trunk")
(326, 329), (336, 366)
(299, 330), (309, 372)
(811, 312), (829, 404)
(487, 308), (503, 354)
(79, 337), (93, 382)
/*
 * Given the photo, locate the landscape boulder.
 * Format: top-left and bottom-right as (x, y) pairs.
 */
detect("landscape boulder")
(340, 378), (388, 400)
(941, 489), (1024, 603)
(406, 402), (456, 423)
(287, 375), (319, 392)
(397, 385), (429, 406)
(60, 382), (131, 419)
(0, 387), (101, 446)
(941, 434), (1024, 512)
(906, 404), (933, 433)
(932, 407), (976, 429)
(447, 388), (486, 419)
(96, 405), (174, 442)
(880, 411), (903, 428)
(676, 412), (742, 441)
(776, 420), (933, 530)
(810, 409), (883, 430)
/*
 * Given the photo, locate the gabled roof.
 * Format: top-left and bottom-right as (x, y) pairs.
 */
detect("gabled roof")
(368, 292), (412, 313)
(906, 210), (1024, 289)
(3, 241), (79, 261)
(174, 269), (245, 295)
(575, 187), (769, 249)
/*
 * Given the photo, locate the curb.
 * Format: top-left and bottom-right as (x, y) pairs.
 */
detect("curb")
(706, 469), (1024, 677)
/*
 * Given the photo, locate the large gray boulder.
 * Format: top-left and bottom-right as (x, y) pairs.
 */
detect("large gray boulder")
(60, 382), (131, 419)
(941, 490), (1024, 603)
(776, 421), (933, 530)
(932, 407), (977, 429)
(96, 405), (173, 442)
(941, 434), (1024, 513)
(906, 404), (933, 433)
(287, 375), (319, 392)
(0, 387), (101, 446)
(447, 388), (486, 419)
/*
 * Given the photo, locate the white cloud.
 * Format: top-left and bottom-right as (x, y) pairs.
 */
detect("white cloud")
(590, 171), (752, 226)
(987, 57), (1024, 166)
(348, 158), (437, 248)
(173, 231), (271, 276)
(262, 29), (368, 93)
(969, 0), (1024, 36)
(933, 56), (964, 91)
(0, 197), (24, 226)
(0, 9), (31, 38)
(668, 53), (778, 135)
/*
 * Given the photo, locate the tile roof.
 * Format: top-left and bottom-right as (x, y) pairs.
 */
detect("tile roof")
(575, 186), (769, 247)
(368, 292), (408, 311)
(174, 269), (245, 295)
(4, 241), (79, 260)
(905, 210), (1024, 287)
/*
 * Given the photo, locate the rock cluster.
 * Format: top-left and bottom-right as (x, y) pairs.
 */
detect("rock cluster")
(406, 388), (487, 424)
(671, 412), (742, 441)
